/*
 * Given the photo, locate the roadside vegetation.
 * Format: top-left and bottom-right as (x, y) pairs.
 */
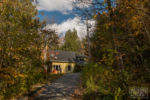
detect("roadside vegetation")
(0, 0), (60, 99)
(76, 0), (150, 100)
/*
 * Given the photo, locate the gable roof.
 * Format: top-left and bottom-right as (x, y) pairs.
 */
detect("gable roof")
(49, 50), (76, 63)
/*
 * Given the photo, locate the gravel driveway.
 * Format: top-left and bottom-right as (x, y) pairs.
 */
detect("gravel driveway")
(34, 73), (81, 100)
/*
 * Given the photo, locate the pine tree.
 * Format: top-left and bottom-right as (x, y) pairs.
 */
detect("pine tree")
(61, 29), (81, 52)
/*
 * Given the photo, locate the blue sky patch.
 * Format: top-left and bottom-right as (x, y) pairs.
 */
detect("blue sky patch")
(38, 11), (75, 24)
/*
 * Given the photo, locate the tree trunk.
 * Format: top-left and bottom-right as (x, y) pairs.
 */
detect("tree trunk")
(86, 16), (91, 62)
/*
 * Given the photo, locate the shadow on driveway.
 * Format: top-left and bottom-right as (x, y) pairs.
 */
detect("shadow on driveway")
(34, 73), (81, 100)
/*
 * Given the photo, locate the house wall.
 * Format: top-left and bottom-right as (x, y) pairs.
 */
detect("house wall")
(51, 62), (76, 73)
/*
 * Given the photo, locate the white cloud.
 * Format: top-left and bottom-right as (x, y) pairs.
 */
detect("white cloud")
(34, 0), (92, 14)
(35, 0), (73, 14)
(44, 17), (95, 39)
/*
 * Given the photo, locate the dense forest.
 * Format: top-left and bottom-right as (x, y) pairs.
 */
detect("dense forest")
(78, 0), (150, 100)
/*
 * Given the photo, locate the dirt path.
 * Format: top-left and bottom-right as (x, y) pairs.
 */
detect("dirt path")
(34, 73), (81, 100)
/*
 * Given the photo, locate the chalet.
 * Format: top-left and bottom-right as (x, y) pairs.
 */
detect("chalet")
(47, 50), (86, 74)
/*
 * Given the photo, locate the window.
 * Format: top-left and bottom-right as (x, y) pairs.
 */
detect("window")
(53, 65), (61, 71)
(68, 65), (71, 71)
(56, 65), (59, 70)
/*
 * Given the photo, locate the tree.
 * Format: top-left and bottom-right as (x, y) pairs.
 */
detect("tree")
(0, 0), (43, 98)
(61, 29), (81, 52)
(40, 29), (59, 73)
(41, 29), (59, 50)
(79, 0), (150, 99)
(0, 0), (41, 68)
(73, 0), (106, 61)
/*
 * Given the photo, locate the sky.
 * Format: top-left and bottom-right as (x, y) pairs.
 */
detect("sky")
(35, 0), (94, 39)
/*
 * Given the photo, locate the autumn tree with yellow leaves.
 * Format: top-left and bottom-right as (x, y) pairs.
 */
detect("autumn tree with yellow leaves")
(0, 0), (58, 99)
(75, 0), (150, 99)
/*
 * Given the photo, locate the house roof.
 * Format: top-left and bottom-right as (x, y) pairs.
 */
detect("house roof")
(49, 50), (76, 63)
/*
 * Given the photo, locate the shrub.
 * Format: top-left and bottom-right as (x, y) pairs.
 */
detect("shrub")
(0, 66), (61, 100)
(74, 64), (84, 72)
(82, 63), (129, 100)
